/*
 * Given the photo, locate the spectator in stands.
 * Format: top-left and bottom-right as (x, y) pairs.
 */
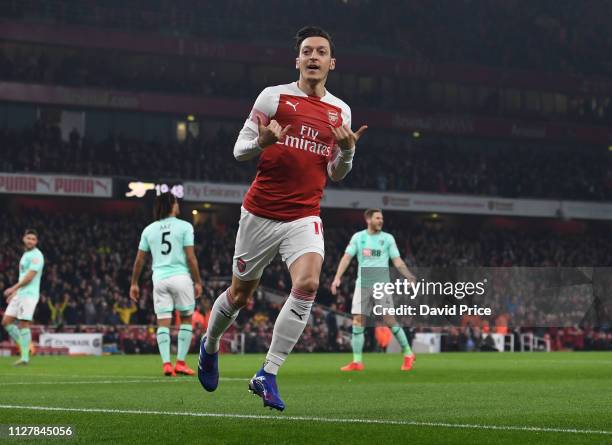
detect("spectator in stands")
(1, 210), (611, 353)
(1, 123), (610, 202)
(64, 300), (80, 326)
(114, 298), (138, 325)
(84, 297), (97, 325)
(48, 293), (69, 326)
(102, 325), (120, 354)
(36, 295), (51, 325)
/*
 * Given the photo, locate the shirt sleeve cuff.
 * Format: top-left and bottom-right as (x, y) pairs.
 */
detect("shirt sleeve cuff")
(339, 147), (355, 161)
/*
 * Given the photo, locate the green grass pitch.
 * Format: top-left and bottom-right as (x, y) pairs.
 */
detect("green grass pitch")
(0, 352), (611, 444)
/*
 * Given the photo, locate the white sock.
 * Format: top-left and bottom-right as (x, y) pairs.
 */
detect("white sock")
(204, 288), (240, 354)
(263, 288), (315, 375)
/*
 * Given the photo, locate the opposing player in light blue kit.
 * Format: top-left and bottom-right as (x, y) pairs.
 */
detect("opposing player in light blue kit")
(2, 229), (44, 366)
(331, 209), (416, 371)
(130, 192), (203, 377)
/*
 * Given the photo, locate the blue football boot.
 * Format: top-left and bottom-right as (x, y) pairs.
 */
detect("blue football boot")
(248, 367), (285, 411)
(197, 336), (219, 392)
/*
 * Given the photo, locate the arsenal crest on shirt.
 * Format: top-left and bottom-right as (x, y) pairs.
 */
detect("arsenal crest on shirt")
(328, 110), (339, 125)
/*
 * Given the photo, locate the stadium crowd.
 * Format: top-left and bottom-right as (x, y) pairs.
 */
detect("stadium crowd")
(1, 0), (610, 77)
(2, 43), (611, 125)
(1, 211), (610, 353)
(1, 124), (610, 201)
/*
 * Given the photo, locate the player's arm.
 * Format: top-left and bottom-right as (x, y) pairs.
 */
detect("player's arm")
(391, 257), (416, 283)
(330, 253), (354, 295)
(389, 235), (416, 282)
(184, 246), (203, 299)
(327, 109), (367, 181)
(3, 270), (37, 300)
(233, 87), (289, 161)
(327, 145), (355, 182)
(182, 225), (203, 299)
(131, 230), (151, 302)
(129, 250), (147, 302)
(331, 233), (358, 294)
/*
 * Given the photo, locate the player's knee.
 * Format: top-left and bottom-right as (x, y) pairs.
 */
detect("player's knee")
(292, 276), (319, 295)
(2, 315), (17, 327)
(230, 276), (258, 308)
(157, 316), (171, 327)
(230, 285), (254, 308)
(231, 291), (251, 308)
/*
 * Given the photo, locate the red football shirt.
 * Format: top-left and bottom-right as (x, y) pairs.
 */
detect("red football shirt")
(239, 82), (352, 221)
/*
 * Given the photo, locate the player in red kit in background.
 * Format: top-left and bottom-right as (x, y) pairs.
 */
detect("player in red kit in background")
(198, 26), (367, 411)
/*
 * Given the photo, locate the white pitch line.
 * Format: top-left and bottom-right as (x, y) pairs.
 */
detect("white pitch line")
(1, 374), (212, 379)
(0, 378), (246, 386)
(1, 374), (172, 379)
(0, 379), (187, 386)
(0, 405), (609, 436)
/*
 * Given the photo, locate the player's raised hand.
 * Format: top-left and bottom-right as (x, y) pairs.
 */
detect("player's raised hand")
(330, 124), (368, 151)
(129, 284), (140, 303)
(330, 277), (341, 295)
(257, 117), (291, 148)
(194, 282), (203, 299)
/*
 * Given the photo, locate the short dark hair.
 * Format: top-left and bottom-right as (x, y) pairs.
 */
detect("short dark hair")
(364, 209), (382, 220)
(153, 192), (177, 220)
(24, 228), (38, 237)
(294, 26), (335, 57)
